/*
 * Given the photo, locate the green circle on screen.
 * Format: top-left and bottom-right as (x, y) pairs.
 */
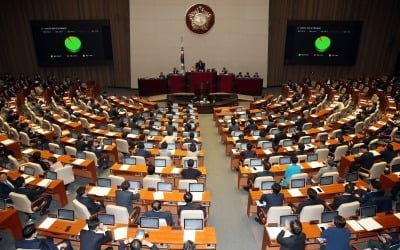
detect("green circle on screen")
(64, 36), (81, 53)
(315, 36), (331, 53)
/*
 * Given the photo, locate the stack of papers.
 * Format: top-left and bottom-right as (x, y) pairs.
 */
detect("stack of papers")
(52, 154), (61, 158)
(263, 149), (273, 155)
(346, 220), (364, 231)
(67, 138), (76, 143)
(358, 217), (383, 231)
(38, 217), (57, 229)
(106, 132), (116, 136)
(58, 118), (67, 123)
(308, 162), (325, 168)
(37, 179), (52, 188)
(288, 188), (303, 197)
(172, 168), (182, 174)
(113, 227), (128, 240)
(1, 139), (14, 145)
(88, 186), (111, 196)
(22, 148), (35, 154)
(155, 167), (165, 174)
(73, 159), (86, 165)
(394, 213), (400, 220)
(183, 230), (196, 242)
(25, 176), (36, 184)
(153, 191), (164, 200)
(266, 227), (288, 239)
(119, 164), (130, 171)
(369, 126), (379, 131)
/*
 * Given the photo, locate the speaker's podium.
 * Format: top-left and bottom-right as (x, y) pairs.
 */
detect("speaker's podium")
(186, 71), (217, 93)
(167, 73), (185, 93)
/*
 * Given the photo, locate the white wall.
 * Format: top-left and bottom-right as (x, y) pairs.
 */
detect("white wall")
(130, 0), (269, 88)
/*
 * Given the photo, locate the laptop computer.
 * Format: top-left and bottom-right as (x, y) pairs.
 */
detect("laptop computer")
(321, 211), (338, 223)
(279, 157), (291, 165)
(291, 179), (306, 188)
(189, 183), (205, 193)
(262, 141), (273, 149)
(307, 153), (318, 162)
(261, 181), (275, 191)
(345, 172), (358, 182)
(55, 147), (64, 155)
(302, 137), (312, 145)
(58, 209), (75, 221)
(157, 182), (173, 192)
(77, 151), (86, 159)
(103, 138), (112, 145)
(97, 178), (111, 187)
(249, 158), (262, 167)
(140, 217), (159, 229)
(184, 219), (204, 230)
(360, 205), (377, 218)
(45, 171), (57, 180)
(320, 176), (334, 186)
(129, 180), (141, 190)
(24, 166), (35, 176)
(144, 142), (154, 149)
(280, 214), (298, 227)
(283, 140), (293, 147)
(124, 157), (136, 165)
(97, 214), (115, 226)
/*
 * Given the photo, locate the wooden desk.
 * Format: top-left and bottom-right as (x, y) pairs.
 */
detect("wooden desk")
(247, 181), (369, 217)
(0, 134), (23, 159)
(53, 115), (83, 132)
(6, 169), (68, 207)
(38, 217), (217, 250)
(109, 164), (207, 187)
(262, 212), (400, 250)
(0, 208), (23, 240)
(380, 173), (400, 191)
(87, 186), (211, 216)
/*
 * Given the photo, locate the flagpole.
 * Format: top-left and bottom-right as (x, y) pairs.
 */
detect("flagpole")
(180, 36), (185, 73)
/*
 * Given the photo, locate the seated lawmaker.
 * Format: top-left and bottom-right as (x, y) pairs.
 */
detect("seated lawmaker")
(280, 156), (301, 187)
(76, 186), (105, 215)
(144, 200), (173, 226)
(80, 216), (112, 250)
(181, 159), (202, 180)
(329, 183), (359, 210)
(321, 215), (351, 250)
(277, 219), (306, 250)
(255, 183), (284, 224)
(178, 192), (206, 217)
(116, 180), (141, 214)
(293, 188), (325, 214)
(15, 224), (73, 250)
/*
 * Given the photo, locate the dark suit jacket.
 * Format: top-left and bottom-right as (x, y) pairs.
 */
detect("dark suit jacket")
(355, 152), (374, 170)
(241, 150), (256, 159)
(181, 168), (202, 180)
(274, 132), (287, 145)
(75, 140), (88, 152)
(15, 237), (58, 250)
(296, 198), (325, 214)
(0, 181), (14, 200)
(79, 229), (112, 250)
(15, 186), (45, 201)
(116, 189), (140, 214)
(144, 210), (173, 225)
(77, 196), (102, 215)
(295, 117), (307, 129)
(276, 230), (306, 250)
(178, 202), (206, 217)
(321, 227), (351, 250)
(359, 189), (384, 206)
(330, 194), (359, 210)
(260, 193), (284, 212)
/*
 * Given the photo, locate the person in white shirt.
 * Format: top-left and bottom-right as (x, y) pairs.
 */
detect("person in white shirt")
(186, 143), (199, 157)
(158, 141), (172, 158)
(48, 156), (63, 171)
(160, 130), (176, 144)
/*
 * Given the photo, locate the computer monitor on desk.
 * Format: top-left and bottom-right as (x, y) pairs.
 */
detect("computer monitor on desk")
(55, 148), (64, 155)
(184, 219), (204, 230)
(103, 138), (112, 145)
(262, 141), (273, 149)
(279, 157), (291, 165)
(290, 179), (305, 188)
(283, 140), (293, 147)
(45, 171), (57, 180)
(360, 205), (377, 218)
(280, 214), (298, 227)
(157, 182), (173, 192)
(129, 181), (141, 190)
(321, 211), (338, 223)
(140, 217), (159, 229)
(58, 209), (75, 221)
(0, 199), (6, 210)
(124, 157), (136, 165)
(154, 159), (167, 167)
(24, 166), (35, 176)
(97, 178), (111, 187)
(189, 183), (204, 193)
(261, 181), (275, 191)
(345, 172), (358, 183)
(320, 176), (333, 186)
(97, 214), (115, 226)
(307, 153), (318, 162)
(250, 158), (262, 167)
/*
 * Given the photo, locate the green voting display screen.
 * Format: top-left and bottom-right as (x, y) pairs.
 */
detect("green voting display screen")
(314, 36), (331, 53)
(285, 21), (362, 65)
(64, 36), (82, 53)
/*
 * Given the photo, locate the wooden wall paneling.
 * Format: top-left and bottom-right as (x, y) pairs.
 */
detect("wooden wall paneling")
(268, 0), (400, 86)
(0, 0), (130, 88)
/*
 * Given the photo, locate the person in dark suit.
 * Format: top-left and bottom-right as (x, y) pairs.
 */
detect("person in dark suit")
(356, 180), (384, 206)
(255, 183), (284, 224)
(135, 142), (151, 160)
(144, 200), (173, 226)
(183, 132), (198, 144)
(245, 119), (258, 133)
(236, 134), (250, 144)
(130, 238), (158, 250)
(295, 114), (307, 130)
(291, 127), (306, 143)
(277, 219), (306, 250)
(294, 188), (326, 214)
(228, 120), (240, 133)
(244, 161), (274, 191)
(181, 159), (202, 180)
(15, 179), (52, 215)
(15, 224), (73, 250)
(116, 180), (140, 214)
(352, 145), (374, 172)
(273, 130), (287, 145)
(329, 183), (359, 210)
(321, 215), (351, 250)
(30, 150), (50, 171)
(381, 143), (396, 164)
(178, 192), (206, 217)
(0, 172), (22, 200)
(79, 216), (113, 250)
(76, 186), (104, 215)
(241, 143), (256, 160)
(75, 135), (89, 152)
